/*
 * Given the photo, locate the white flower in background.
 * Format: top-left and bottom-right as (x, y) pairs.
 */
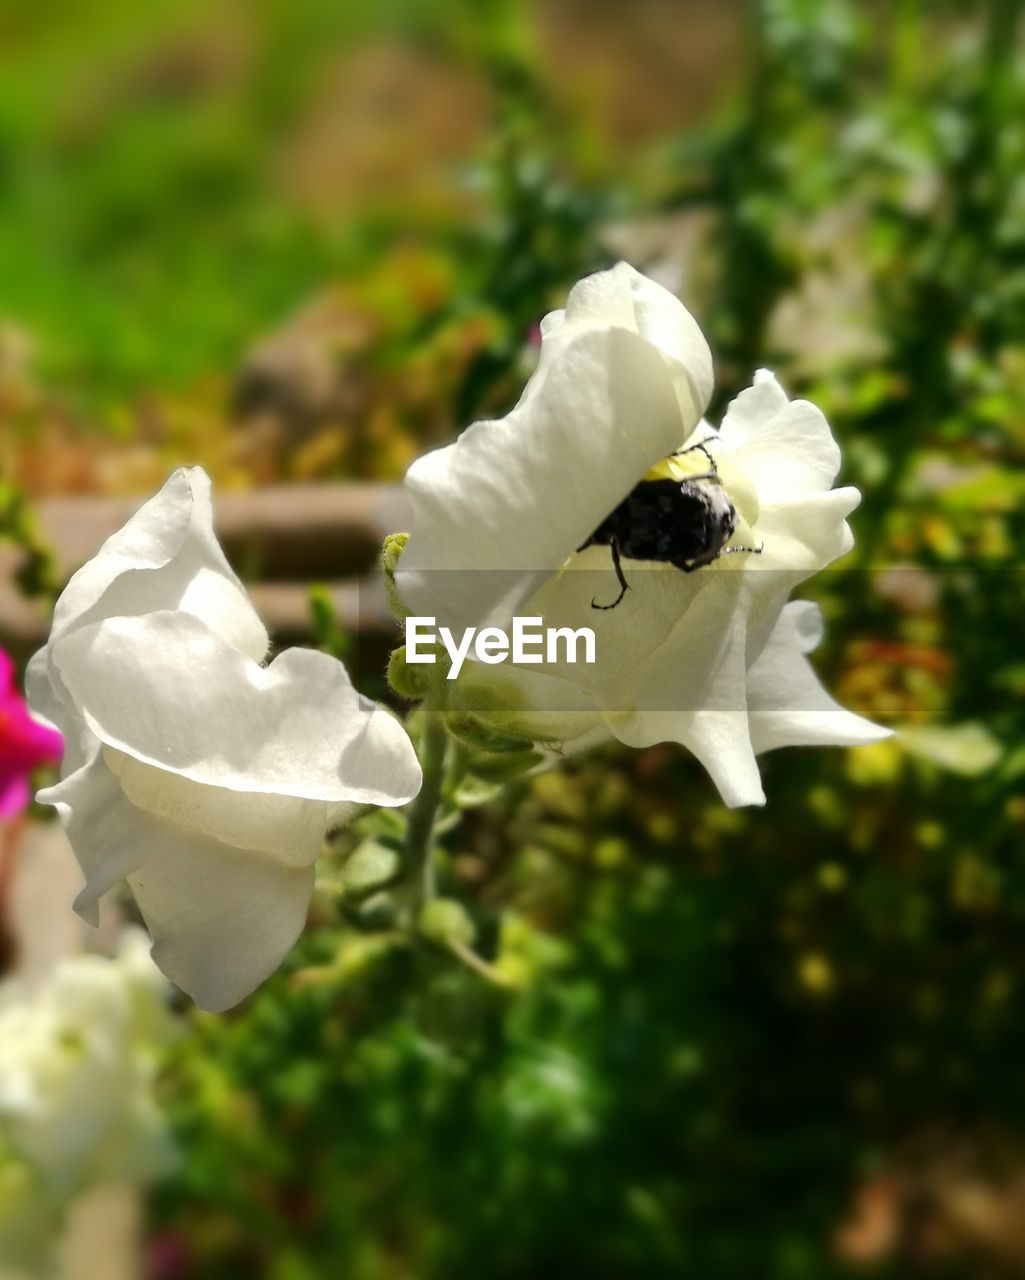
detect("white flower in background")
(0, 932), (174, 1270)
(27, 468), (422, 1012)
(396, 263), (889, 806)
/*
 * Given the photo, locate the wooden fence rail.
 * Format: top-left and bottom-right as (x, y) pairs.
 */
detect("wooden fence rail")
(1, 484), (409, 659)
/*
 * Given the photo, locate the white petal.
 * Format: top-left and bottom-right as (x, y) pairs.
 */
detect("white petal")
(23, 648), (61, 733)
(518, 547), (712, 703)
(397, 325), (686, 633)
(105, 748), (328, 867)
(449, 550), (770, 807)
(747, 602), (891, 753)
(128, 839), (314, 1013)
(37, 755), (148, 927)
(753, 487), (860, 572)
(24, 647), (98, 778)
(717, 369), (789, 439)
(739, 486), (862, 662)
(620, 709), (766, 807)
(37, 754), (314, 1010)
(783, 599), (826, 653)
(54, 612), (422, 806)
(549, 262), (714, 421)
(620, 575), (749, 715)
(611, 578), (766, 806)
(49, 467), (268, 662)
(718, 370), (842, 499)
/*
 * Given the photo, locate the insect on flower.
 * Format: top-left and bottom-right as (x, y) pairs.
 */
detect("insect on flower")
(578, 441), (763, 609)
(395, 265), (890, 808)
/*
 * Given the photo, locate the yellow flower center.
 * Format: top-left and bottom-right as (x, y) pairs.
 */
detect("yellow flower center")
(643, 443), (760, 528)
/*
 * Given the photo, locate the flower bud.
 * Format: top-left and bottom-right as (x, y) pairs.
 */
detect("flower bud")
(387, 644), (450, 700)
(444, 710), (536, 755)
(381, 532), (411, 621)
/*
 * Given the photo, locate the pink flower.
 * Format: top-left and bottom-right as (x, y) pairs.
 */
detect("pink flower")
(0, 649), (63, 818)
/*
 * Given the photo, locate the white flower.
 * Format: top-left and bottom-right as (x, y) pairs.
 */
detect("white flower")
(397, 261), (714, 637)
(396, 263), (888, 806)
(27, 468), (422, 1011)
(0, 932), (174, 1269)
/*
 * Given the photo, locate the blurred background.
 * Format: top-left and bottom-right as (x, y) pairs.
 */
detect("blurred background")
(2, 0), (1025, 1276)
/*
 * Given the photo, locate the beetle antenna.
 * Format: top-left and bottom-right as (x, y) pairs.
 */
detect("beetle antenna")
(671, 440), (718, 473)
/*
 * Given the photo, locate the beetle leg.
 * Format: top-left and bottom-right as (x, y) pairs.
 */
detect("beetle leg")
(591, 540), (630, 610)
(718, 541), (764, 558)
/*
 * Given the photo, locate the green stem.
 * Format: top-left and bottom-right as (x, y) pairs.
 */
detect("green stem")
(402, 693), (508, 987)
(445, 937), (515, 989)
(404, 696), (449, 915)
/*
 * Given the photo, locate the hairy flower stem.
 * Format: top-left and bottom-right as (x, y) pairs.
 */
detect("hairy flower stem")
(404, 695), (450, 914)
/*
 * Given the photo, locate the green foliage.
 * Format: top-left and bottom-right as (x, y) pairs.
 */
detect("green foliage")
(156, 739), (1025, 1280)
(0, 0), (605, 417)
(307, 585), (352, 664)
(0, 480), (56, 600)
